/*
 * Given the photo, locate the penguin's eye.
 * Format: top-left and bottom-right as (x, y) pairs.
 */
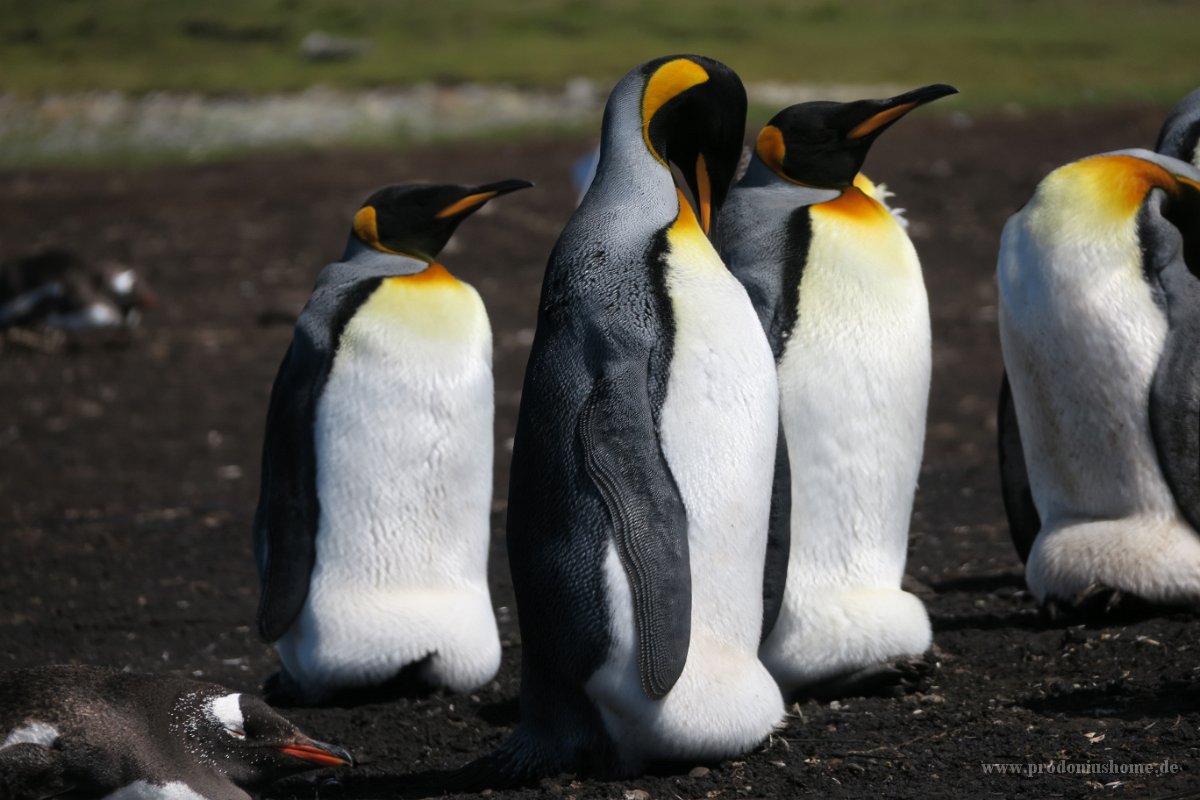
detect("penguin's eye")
(225, 725), (247, 740)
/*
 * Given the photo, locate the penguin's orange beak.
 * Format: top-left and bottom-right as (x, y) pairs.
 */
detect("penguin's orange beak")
(276, 736), (354, 767)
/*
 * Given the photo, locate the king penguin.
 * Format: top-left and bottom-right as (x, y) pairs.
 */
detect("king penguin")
(1156, 86), (1200, 169)
(483, 54), (783, 781)
(0, 665), (351, 800)
(718, 85), (958, 698)
(254, 178), (531, 704)
(997, 148), (1200, 611)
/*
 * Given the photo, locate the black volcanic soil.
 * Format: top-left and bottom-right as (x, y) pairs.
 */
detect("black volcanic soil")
(3, 105), (1200, 800)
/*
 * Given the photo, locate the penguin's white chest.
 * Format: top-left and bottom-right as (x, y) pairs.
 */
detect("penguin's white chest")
(103, 781), (215, 800)
(998, 207), (1173, 520)
(778, 196), (930, 585)
(311, 273), (494, 588)
(658, 221), (779, 638)
(586, 214), (784, 768)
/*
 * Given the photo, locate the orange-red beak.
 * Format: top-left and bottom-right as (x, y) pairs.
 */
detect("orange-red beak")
(276, 737), (354, 768)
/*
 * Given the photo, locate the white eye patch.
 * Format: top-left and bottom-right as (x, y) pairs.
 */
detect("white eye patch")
(206, 693), (245, 739)
(109, 269), (137, 296)
(2, 720), (59, 748)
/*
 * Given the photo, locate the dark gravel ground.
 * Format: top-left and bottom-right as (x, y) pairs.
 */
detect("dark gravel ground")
(3, 104), (1200, 800)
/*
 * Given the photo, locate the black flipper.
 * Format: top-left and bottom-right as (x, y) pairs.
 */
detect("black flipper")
(761, 418), (791, 643)
(254, 336), (324, 643)
(997, 371), (1041, 563)
(1145, 187), (1200, 533)
(577, 359), (690, 700)
(254, 277), (384, 642)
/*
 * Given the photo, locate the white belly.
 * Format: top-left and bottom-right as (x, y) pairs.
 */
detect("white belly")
(997, 208), (1200, 603)
(998, 213), (1175, 523)
(780, 227), (930, 589)
(276, 275), (500, 696)
(586, 220), (783, 769)
(760, 196), (933, 691)
(104, 782), (218, 800)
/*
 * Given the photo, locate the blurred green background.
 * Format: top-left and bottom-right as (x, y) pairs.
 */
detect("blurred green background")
(2, 0), (1193, 105)
(0, 0), (1194, 164)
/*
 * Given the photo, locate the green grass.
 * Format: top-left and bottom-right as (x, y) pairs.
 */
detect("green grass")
(0, 0), (1195, 107)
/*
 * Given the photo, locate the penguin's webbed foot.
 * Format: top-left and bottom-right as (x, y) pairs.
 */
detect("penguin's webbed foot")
(1042, 584), (1190, 624)
(793, 655), (933, 702)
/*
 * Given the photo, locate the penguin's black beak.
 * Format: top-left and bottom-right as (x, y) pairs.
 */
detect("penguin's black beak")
(843, 83), (958, 142)
(275, 736), (355, 768)
(434, 179), (534, 220)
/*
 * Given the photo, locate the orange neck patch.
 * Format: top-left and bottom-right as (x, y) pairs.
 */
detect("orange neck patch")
(389, 262), (460, 287)
(1054, 155), (1185, 222)
(814, 186), (891, 224)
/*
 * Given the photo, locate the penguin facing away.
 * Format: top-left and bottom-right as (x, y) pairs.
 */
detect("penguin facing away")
(0, 665), (351, 800)
(996, 148), (1200, 610)
(719, 84), (957, 697)
(1155, 86), (1200, 168)
(483, 54), (783, 782)
(254, 178), (532, 705)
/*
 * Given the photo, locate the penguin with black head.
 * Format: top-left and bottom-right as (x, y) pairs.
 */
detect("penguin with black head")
(719, 85), (957, 698)
(254, 178), (531, 705)
(478, 54), (783, 783)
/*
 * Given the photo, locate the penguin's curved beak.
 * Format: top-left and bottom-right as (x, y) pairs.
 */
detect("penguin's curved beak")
(434, 179), (534, 220)
(844, 83), (959, 142)
(276, 736), (355, 768)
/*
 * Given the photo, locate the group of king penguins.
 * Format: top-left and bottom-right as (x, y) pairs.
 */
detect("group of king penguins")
(253, 54), (957, 785)
(4, 52), (1200, 799)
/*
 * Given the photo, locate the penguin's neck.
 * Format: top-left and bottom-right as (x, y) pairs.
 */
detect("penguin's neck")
(734, 155), (841, 206)
(318, 237), (430, 288)
(586, 76), (677, 213)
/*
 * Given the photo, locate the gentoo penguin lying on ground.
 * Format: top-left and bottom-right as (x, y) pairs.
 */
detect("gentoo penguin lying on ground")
(0, 248), (153, 331)
(0, 665), (351, 800)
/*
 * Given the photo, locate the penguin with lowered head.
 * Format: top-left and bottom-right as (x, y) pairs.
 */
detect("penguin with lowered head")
(479, 54), (783, 782)
(997, 148), (1200, 613)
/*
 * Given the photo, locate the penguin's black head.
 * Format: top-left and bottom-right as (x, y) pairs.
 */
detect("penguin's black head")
(756, 84), (958, 189)
(351, 179), (534, 262)
(638, 54), (748, 237)
(180, 691), (353, 788)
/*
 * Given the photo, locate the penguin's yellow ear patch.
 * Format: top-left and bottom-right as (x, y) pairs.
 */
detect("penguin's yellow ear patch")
(353, 205), (380, 245)
(352, 205), (408, 256)
(435, 191), (498, 219)
(847, 102), (917, 140)
(642, 58), (710, 162)
(756, 125), (787, 176)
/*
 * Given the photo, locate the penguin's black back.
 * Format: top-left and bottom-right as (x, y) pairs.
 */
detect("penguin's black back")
(254, 271), (391, 642)
(504, 210), (677, 772)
